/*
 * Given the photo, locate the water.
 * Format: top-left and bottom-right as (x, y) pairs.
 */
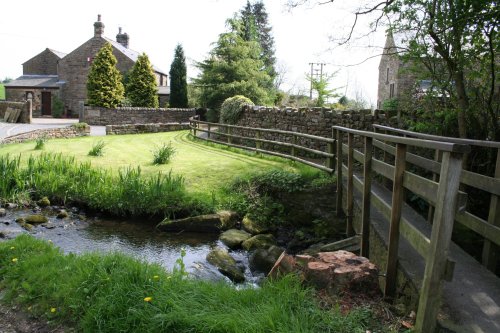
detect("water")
(0, 208), (258, 283)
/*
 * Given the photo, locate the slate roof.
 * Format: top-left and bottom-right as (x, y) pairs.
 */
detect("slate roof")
(47, 48), (67, 59)
(4, 75), (62, 88)
(104, 37), (167, 75)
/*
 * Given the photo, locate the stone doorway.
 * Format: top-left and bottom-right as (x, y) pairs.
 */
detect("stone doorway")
(41, 91), (52, 116)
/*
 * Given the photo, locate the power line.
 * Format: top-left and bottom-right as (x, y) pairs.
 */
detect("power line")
(308, 62), (327, 99)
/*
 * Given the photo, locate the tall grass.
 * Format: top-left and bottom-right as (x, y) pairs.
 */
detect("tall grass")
(0, 153), (203, 217)
(0, 235), (390, 333)
(152, 142), (176, 165)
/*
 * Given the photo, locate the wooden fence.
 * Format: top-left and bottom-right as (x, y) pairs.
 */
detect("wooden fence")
(189, 116), (487, 332)
(333, 125), (470, 333)
(189, 116), (335, 173)
(373, 124), (500, 274)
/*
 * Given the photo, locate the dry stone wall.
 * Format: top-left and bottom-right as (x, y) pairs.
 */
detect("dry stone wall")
(1, 125), (90, 144)
(106, 123), (190, 135)
(0, 100), (32, 124)
(228, 105), (398, 152)
(81, 107), (196, 126)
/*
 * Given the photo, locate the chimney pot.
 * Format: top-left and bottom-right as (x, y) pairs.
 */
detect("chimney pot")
(94, 14), (104, 37)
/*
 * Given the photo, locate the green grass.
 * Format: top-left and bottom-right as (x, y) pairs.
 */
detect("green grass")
(0, 131), (312, 194)
(0, 235), (391, 332)
(0, 84), (5, 100)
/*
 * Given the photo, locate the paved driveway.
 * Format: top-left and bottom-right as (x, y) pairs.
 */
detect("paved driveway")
(0, 118), (105, 139)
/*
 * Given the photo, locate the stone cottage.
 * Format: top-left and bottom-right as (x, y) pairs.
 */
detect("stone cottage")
(5, 15), (170, 117)
(377, 33), (419, 110)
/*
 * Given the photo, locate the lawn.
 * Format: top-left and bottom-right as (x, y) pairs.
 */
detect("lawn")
(0, 84), (5, 100)
(0, 130), (314, 194)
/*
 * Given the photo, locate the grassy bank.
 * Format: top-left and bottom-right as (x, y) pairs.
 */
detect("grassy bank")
(0, 131), (314, 194)
(0, 235), (391, 332)
(0, 131), (326, 218)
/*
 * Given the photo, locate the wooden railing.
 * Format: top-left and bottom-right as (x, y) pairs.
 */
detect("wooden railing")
(189, 116), (335, 173)
(333, 125), (470, 333)
(373, 124), (500, 274)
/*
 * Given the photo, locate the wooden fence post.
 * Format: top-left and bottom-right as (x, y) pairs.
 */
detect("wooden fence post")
(427, 150), (442, 224)
(384, 143), (407, 298)
(207, 123), (211, 139)
(255, 130), (261, 151)
(415, 151), (464, 333)
(291, 134), (297, 157)
(482, 147), (500, 272)
(361, 136), (373, 257)
(346, 133), (355, 237)
(193, 120), (197, 137)
(336, 129), (343, 217)
(227, 126), (232, 144)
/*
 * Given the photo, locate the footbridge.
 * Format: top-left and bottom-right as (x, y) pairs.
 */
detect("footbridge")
(189, 117), (500, 333)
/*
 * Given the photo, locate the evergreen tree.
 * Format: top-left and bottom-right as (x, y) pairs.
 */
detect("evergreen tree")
(87, 43), (124, 108)
(126, 53), (159, 108)
(194, 18), (274, 111)
(240, 1), (276, 83)
(169, 44), (188, 108)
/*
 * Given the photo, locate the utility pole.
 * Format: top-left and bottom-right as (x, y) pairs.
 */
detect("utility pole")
(308, 62), (327, 100)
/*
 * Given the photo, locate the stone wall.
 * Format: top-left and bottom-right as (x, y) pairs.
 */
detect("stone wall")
(0, 124), (90, 144)
(106, 123), (189, 135)
(5, 88), (60, 117)
(0, 100), (32, 123)
(81, 106), (196, 126)
(229, 106), (398, 152)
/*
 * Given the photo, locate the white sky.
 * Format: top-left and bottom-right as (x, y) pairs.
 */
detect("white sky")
(0, 0), (386, 105)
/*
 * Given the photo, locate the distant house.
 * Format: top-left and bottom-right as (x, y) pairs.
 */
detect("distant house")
(5, 15), (170, 117)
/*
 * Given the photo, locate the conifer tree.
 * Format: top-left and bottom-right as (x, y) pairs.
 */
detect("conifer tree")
(240, 1), (276, 82)
(126, 53), (159, 108)
(86, 43), (124, 108)
(169, 44), (188, 108)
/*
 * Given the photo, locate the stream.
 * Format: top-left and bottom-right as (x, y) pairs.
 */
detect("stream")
(0, 207), (260, 284)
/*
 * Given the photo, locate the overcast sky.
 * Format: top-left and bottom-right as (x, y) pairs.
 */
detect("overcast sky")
(0, 0), (386, 105)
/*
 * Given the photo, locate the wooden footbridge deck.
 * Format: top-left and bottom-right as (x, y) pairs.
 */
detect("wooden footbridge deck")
(190, 117), (500, 333)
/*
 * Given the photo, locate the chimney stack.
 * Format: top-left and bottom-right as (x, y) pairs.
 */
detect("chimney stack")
(94, 14), (104, 37)
(116, 27), (129, 48)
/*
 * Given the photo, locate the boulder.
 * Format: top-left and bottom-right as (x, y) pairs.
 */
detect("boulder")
(25, 214), (48, 224)
(268, 250), (379, 296)
(0, 208), (6, 217)
(242, 234), (276, 251)
(220, 229), (251, 249)
(6, 203), (18, 210)
(37, 197), (51, 208)
(241, 215), (270, 235)
(249, 245), (285, 274)
(56, 210), (69, 219)
(206, 247), (245, 283)
(157, 211), (238, 233)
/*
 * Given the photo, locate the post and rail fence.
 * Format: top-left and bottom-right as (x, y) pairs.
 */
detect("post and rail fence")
(189, 116), (335, 173)
(189, 116), (499, 332)
(373, 124), (500, 274)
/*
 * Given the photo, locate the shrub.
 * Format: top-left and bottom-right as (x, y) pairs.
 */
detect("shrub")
(152, 142), (176, 165)
(125, 53), (159, 108)
(34, 137), (47, 150)
(88, 140), (106, 157)
(86, 43), (125, 108)
(51, 95), (64, 118)
(71, 122), (88, 129)
(219, 95), (254, 124)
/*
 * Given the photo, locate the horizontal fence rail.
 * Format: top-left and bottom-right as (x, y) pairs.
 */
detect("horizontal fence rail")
(333, 125), (470, 333)
(189, 116), (335, 173)
(373, 124), (500, 274)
